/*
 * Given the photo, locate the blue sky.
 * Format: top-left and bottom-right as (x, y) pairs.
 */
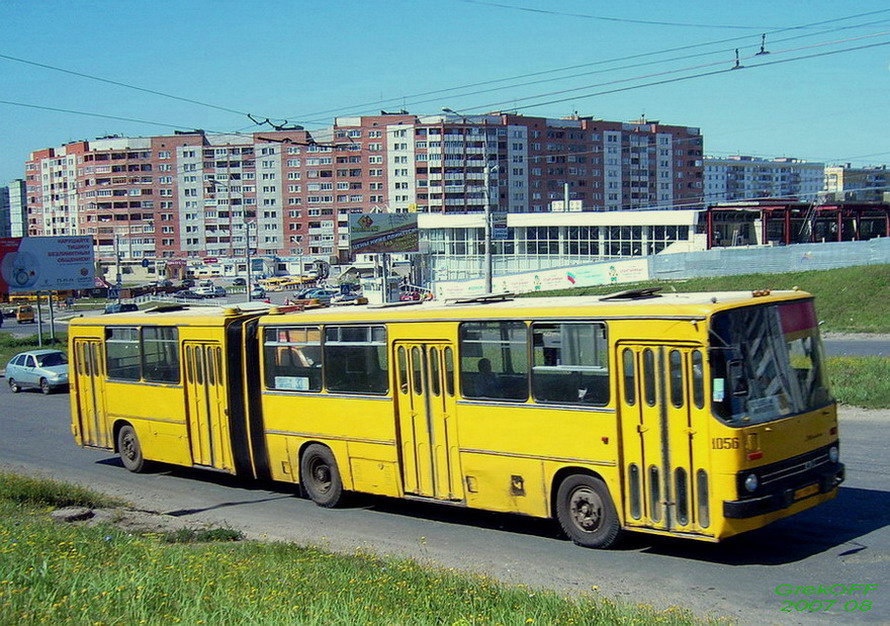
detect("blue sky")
(2, 1), (889, 183)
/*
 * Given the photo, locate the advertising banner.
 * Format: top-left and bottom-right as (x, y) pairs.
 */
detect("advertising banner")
(348, 214), (419, 254)
(434, 258), (651, 299)
(0, 236), (95, 293)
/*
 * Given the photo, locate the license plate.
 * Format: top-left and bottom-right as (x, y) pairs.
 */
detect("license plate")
(794, 483), (819, 500)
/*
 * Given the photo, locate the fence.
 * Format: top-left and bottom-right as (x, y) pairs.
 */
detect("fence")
(432, 238), (890, 297)
(650, 238), (890, 280)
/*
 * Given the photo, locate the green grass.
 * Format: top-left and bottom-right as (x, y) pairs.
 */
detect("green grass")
(0, 471), (124, 509)
(0, 333), (67, 370)
(825, 356), (890, 409)
(532, 264), (890, 334)
(0, 475), (705, 625)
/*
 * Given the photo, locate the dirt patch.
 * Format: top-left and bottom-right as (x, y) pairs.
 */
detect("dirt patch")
(51, 506), (239, 538)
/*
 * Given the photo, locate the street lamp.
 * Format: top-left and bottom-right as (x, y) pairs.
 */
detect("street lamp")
(442, 108), (495, 293)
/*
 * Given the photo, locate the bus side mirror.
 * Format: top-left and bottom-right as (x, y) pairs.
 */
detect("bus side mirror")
(727, 359), (749, 397)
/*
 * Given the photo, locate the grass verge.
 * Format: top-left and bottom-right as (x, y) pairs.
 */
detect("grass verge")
(0, 474), (705, 625)
(826, 356), (890, 410)
(533, 264), (890, 334)
(0, 333), (66, 369)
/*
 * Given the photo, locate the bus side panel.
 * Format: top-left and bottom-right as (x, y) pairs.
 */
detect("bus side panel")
(346, 441), (401, 497)
(261, 394), (398, 493)
(455, 404), (620, 517)
(103, 382), (191, 466)
(460, 452), (547, 516)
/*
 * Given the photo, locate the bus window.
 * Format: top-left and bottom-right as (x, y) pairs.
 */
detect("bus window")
(531, 322), (608, 405)
(411, 346), (423, 394)
(429, 347), (441, 396)
(141, 327), (180, 383)
(622, 348), (635, 405)
(444, 347), (455, 397)
(264, 326), (322, 392)
(669, 349), (684, 408)
(459, 321), (528, 401)
(675, 468), (689, 525)
(691, 350), (705, 409)
(324, 325), (388, 394)
(397, 346), (408, 394)
(106, 327), (140, 381)
(643, 348), (656, 406)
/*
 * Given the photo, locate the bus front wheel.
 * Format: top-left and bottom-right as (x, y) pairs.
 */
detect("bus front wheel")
(300, 444), (343, 508)
(117, 425), (146, 473)
(556, 474), (622, 549)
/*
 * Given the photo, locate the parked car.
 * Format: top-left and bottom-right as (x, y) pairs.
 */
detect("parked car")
(15, 305), (35, 324)
(175, 289), (204, 300)
(104, 302), (138, 314)
(232, 277), (247, 286)
(208, 286), (227, 298)
(295, 288), (338, 304)
(155, 279), (173, 288)
(249, 287), (266, 300)
(180, 279), (195, 288)
(6, 349), (69, 394)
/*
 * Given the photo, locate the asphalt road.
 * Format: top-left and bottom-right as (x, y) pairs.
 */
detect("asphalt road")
(0, 387), (887, 625)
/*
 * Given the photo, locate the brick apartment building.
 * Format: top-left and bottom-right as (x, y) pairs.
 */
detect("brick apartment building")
(22, 112), (704, 263)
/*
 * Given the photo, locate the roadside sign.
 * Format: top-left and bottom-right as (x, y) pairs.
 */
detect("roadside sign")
(348, 214), (419, 254)
(0, 236), (95, 293)
(491, 211), (508, 240)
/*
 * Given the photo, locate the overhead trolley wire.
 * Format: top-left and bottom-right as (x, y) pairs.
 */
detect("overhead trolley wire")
(471, 36), (890, 113)
(283, 8), (890, 124)
(0, 52), (286, 125)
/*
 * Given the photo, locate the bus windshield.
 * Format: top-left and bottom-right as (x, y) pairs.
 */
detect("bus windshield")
(709, 299), (832, 425)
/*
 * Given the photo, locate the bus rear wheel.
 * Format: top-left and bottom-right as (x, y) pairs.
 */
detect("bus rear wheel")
(556, 474), (622, 549)
(117, 425), (146, 473)
(301, 444), (343, 508)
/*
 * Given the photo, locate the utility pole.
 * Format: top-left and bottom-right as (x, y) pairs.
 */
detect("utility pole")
(443, 107), (495, 293)
(114, 235), (122, 304)
(245, 221), (254, 299)
(483, 162), (494, 293)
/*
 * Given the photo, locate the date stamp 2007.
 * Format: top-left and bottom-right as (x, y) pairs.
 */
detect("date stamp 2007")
(775, 584), (878, 613)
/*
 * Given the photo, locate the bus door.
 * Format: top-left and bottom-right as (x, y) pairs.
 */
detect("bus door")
(73, 339), (109, 448)
(183, 342), (227, 469)
(617, 343), (709, 533)
(394, 342), (462, 501)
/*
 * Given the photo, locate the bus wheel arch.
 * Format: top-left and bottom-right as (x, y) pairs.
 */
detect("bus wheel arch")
(115, 421), (147, 473)
(552, 469), (623, 549)
(299, 443), (344, 508)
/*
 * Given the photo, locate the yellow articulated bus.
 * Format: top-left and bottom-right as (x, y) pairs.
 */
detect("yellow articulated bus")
(69, 289), (844, 548)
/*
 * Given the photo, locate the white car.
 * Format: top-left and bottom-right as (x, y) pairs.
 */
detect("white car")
(6, 349), (69, 394)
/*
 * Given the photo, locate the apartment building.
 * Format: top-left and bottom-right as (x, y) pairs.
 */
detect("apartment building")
(823, 164), (888, 202)
(0, 185), (10, 237)
(22, 113), (703, 262)
(6, 179), (28, 237)
(704, 155), (824, 203)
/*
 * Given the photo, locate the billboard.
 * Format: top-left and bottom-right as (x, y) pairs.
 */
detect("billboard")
(348, 214), (419, 254)
(0, 236), (95, 293)
(434, 258), (650, 299)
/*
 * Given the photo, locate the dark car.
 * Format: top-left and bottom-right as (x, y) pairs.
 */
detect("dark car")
(104, 303), (138, 314)
(180, 279), (195, 288)
(233, 277), (247, 286)
(175, 289), (204, 300)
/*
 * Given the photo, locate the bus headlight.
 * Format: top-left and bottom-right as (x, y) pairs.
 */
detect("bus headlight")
(744, 473), (759, 493)
(829, 446), (839, 464)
